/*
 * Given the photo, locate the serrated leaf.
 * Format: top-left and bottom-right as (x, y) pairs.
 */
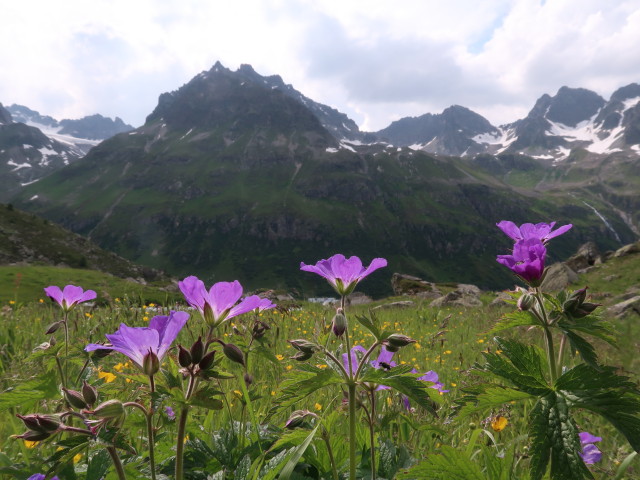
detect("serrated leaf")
(396, 445), (486, 479)
(563, 331), (599, 369)
(528, 393), (592, 480)
(191, 389), (224, 410)
(457, 386), (534, 418)
(556, 316), (617, 346)
(478, 339), (550, 395)
(490, 310), (542, 334)
(234, 453), (252, 480)
(0, 373), (59, 411)
(86, 449), (111, 480)
(276, 365), (343, 409)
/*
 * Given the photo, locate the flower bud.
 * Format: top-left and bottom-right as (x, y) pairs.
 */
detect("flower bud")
(284, 409), (317, 429)
(178, 345), (192, 368)
(386, 334), (416, 348)
(287, 339), (318, 354)
(384, 344), (400, 353)
(92, 399), (125, 420)
(244, 372), (254, 387)
(252, 321), (270, 339)
(17, 414), (61, 433)
(290, 350), (313, 361)
(14, 430), (52, 441)
(198, 350), (216, 370)
(143, 351), (160, 376)
(81, 381), (98, 406)
(517, 292), (536, 311)
(45, 320), (63, 335)
(222, 343), (246, 367)
(190, 337), (205, 364)
(331, 312), (347, 337)
(63, 388), (88, 409)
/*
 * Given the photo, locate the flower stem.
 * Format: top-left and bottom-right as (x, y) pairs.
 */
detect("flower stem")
(107, 446), (127, 480)
(556, 333), (567, 378)
(321, 426), (339, 480)
(534, 288), (557, 384)
(369, 390), (377, 480)
(175, 374), (197, 480)
(348, 381), (357, 480)
(146, 410), (157, 480)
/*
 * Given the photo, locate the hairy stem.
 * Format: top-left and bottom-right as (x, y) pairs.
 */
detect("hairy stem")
(107, 446), (127, 480)
(321, 426), (339, 480)
(348, 382), (357, 480)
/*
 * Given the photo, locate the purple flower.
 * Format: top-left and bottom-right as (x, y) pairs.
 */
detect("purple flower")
(342, 345), (368, 375)
(178, 276), (261, 326)
(497, 221), (572, 244)
(300, 254), (387, 296)
(342, 345), (397, 390)
(496, 238), (547, 284)
(256, 297), (277, 312)
(44, 285), (96, 311)
(28, 475), (59, 480)
(417, 370), (449, 393)
(579, 431), (602, 465)
(165, 405), (176, 420)
(85, 311), (189, 372)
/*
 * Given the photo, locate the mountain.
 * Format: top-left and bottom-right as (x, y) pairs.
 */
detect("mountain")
(374, 105), (500, 156)
(0, 104), (135, 201)
(377, 85), (640, 162)
(10, 62), (635, 297)
(0, 203), (168, 283)
(7, 104), (134, 152)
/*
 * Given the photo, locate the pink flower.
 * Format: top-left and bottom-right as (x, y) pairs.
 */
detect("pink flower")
(496, 221), (572, 244)
(300, 254), (387, 296)
(178, 276), (261, 326)
(44, 285), (96, 311)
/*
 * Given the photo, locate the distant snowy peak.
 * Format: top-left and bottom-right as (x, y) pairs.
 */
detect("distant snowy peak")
(7, 104), (134, 153)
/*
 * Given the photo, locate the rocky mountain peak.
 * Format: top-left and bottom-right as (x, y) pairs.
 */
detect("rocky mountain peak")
(545, 86), (605, 127)
(0, 103), (12, 125)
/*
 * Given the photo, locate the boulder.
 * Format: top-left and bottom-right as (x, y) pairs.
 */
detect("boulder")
(391, 273), (441, 298)
(613, 241), (640, 258)
(372, 301), (415, 310)
(540, 263), (578, 291)
(347, 292), (373, 305)
(608, 296), (640, 318)
(430, 289), (483, 308)
(565, 242), (601, 272)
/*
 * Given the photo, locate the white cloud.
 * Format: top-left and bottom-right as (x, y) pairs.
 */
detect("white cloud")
(1, 0), (639, 131)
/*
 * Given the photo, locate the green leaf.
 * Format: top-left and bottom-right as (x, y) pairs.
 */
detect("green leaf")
(490, 310), (542, 334)
(557, 316), (617, 347)
(276, 365), (343, 409)
(86, 450), (111, 480)
(457, 386), (534, 418)
(234, 454), (252, 480)
(396, 445), (486, 479)
(355, 312), (382, 340)
(359, 365), (442, 415)
(278, 423), (320, 480)
(564, 331), (599, 369)
(477, 338), (550, 395)
(528, 393), (592, 480)
(0, 373), (59, 411)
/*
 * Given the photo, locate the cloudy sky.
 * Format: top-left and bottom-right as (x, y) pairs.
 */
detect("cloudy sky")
(2, 0), (640, 131)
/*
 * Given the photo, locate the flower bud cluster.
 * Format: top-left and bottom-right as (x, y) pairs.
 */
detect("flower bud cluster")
(16, 414), (62, 441)
(178, 337), (217, 376)
(562, 287), (600, 319)
(288, 339), (320, 361)
(383, 334), (416, 353)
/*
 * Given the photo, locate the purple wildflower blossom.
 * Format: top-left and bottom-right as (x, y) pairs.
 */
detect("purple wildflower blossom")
(496, 238), (547, 284)
(300, 254), (387, 296)
(28, 475), (59, 480)
(403, 369), (448, 409)
(496, 221), (572, 244)
(579, 431), (603, 465)
(165, 405), (176, 420)
(256, 297), (277, 312)
(85, 311), (189, 371)
(44, 285), (96, 311)
(178, 276), (261, 325)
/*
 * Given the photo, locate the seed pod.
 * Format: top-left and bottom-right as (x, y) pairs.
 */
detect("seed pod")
(143, 351), (160, 376)
(81, 381), (98, 406)
(15, 430), (52, 441)
(190, 337), (205, 364)
(63, 388), (88, 409)
(198, 350), (216, 370)
(222, 343), (246, 367)
(178, 345), (192, 368)
(16, 414), (60, 433)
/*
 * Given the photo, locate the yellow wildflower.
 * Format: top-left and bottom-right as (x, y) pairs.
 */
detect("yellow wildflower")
(491, 416), (508, 432)
(314, 403), (322, 411)
(24, 440), (38, 448)
(276, 354), (284, 361)
(98, 371), (116, 383)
